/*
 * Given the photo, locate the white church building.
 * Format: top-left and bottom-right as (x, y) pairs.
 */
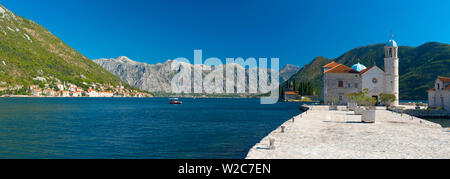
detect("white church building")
(322, 37), (400, 106)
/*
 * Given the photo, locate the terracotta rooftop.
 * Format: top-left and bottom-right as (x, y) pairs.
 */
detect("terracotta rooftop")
(438, 76), (450, 83)
(428, 88), (435, 91)
(359, 66), (374, 74)
(445, 85), (450, 90)
(324, 64), (359, 74)
(359, 66), (384, 75)
(284, 91), (299, 95)
(323, 61), (341, 68)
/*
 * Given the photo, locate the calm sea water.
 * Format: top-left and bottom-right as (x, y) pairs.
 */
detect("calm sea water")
(423, 118), (450, 128)
(399, 100), (428, 104)
(0, 98), (303, 159)
(398, 100), (450, 128)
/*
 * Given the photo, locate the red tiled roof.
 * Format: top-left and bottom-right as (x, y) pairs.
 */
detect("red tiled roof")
(428, 88), (435, 91)
(445, 85), (450, 90)
(359, 66), (384, 74)
(284, 91), (298, 95)
(323, 61), (341, 68)
(324, 64), (359, 74)
(438, 76), (450, 83)
(359, 66), (374, 74)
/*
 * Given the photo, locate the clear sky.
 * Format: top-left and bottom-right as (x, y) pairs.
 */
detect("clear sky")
(2, 0), (450, 67)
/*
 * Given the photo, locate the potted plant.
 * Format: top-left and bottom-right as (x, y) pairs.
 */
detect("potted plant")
(352, 91), (367, 115)
(361, 96), (377, 123)
(329, 97), (338, 110)
(346, 92), (359, 111)
(380, 93), (396, 110)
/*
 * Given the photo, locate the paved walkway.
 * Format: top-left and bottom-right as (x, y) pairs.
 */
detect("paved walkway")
(246, 106), (450, 159)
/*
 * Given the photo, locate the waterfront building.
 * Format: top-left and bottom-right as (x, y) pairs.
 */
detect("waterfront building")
(44, 89), (56, 96)
(32, 88), (42, 96)
(323, 36), (399, 106)
(62, 91), (70, 97)
(99, 91), (114, 97)
(428, 76), (450, 112)
(72, 91), (82, 97)
(57, 83), (64, 91)
(68, 87), (76, 92)
(284, 91), (301, 101)
(87, 89), (98, 97)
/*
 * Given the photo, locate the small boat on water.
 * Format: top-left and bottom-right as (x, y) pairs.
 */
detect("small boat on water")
(169, 98), (182, 104)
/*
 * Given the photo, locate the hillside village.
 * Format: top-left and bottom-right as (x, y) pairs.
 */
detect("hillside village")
(1, 81), (151, 97)
(31, 82), (150, 97)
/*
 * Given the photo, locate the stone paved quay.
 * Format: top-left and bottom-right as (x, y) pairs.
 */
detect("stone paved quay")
(246, 106), (450, 159)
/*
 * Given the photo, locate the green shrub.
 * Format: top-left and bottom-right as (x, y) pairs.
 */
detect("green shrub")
(380, 93), (396, 106)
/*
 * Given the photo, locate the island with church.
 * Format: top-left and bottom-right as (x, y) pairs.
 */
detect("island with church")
(322, 35), (400, 106)
(247, 36), (450, 159)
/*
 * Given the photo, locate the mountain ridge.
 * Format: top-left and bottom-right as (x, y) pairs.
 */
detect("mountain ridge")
(280, 64), (300, 82)
(94, 56), (298, 96)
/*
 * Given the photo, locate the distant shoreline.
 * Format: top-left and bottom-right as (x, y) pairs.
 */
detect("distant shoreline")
(0, 95), (151, 98)
(0, 95), (263, 99)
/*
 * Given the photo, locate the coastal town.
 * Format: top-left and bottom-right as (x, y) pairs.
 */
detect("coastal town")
(1, 81), (151, 98)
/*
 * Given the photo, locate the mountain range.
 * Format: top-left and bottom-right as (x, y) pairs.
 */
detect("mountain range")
(94, 56), (299, 96)
(285, 42), (450, 100)
(1, 4), (447, 100)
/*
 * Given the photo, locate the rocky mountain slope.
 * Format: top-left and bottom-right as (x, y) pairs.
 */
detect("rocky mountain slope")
(0, 5), (128, 94)
(95, 56), (296, 96)
(280, 64), (300, 82)
(94, 56), (175, 94)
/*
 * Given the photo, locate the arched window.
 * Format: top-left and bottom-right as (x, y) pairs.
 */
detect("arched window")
(389, 48), (392, 57)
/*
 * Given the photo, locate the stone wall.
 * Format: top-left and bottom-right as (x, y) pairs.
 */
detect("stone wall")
(324, 73), (361, 105)
(401, 108), (450, 118)
(429, 90), (450, 112)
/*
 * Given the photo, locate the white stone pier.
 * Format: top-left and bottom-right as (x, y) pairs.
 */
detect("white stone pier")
(246, 105), (450, 159)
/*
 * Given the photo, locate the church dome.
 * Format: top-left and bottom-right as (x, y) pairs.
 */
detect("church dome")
(386, 39), (398, 47)
(351, 63), (367, 72)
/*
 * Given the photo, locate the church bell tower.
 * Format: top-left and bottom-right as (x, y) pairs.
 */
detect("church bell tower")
(384, 34), (399, 106)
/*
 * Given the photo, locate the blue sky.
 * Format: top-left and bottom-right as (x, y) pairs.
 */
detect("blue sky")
(2, 0), (450, 67)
